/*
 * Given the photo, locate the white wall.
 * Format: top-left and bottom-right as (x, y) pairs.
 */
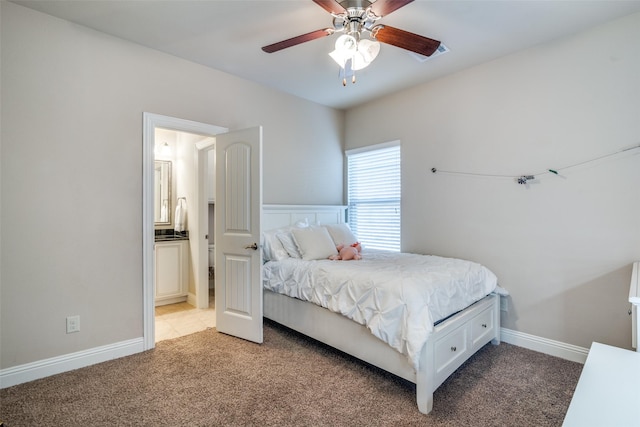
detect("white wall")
(0, 1), (343, 369)
(345, 13), (640, 350)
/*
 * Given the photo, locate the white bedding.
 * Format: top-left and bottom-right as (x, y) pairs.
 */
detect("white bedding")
(263, 249), (498, 369)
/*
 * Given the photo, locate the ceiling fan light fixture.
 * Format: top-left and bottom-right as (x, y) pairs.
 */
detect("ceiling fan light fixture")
(329, 34), (380, 77)
(353, 38), (380, 70)
(329, 34), (358, 67)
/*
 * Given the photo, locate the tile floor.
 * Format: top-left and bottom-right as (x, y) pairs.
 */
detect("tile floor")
(154, 287), (215, 343)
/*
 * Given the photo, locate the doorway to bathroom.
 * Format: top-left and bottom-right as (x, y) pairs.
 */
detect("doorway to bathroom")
(143, 113), (227, 349)
(153, 128), (217, 342)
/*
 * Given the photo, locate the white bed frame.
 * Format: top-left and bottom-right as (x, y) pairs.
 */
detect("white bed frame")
(262, 204), (501, 414)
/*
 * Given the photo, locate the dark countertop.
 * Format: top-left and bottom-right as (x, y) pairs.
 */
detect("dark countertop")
(155, 235), (189, 242)
(155, 230), (189, 242)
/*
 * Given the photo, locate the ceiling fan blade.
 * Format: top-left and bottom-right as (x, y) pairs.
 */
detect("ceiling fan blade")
(370, 0), (414, 17)
(372, 25), (441, 57)
(262, 29), (334, 53)
(312, 0), (347, 15)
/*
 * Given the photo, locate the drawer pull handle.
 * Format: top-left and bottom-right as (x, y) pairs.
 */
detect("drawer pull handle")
(481, 323), (487, 328)
(451, 346), (457, 352)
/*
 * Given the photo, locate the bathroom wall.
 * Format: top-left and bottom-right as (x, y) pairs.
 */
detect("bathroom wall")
(208, 205), (215, 246)
(208, 203), (215, 289)
(207, 149), (216, 247)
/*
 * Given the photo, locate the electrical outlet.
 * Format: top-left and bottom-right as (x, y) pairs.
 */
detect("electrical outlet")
(500, 297), (508, 312)
(66, 315), (80, 333)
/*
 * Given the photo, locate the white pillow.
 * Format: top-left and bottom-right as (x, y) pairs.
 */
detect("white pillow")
(324, 223), (358, 247)
(262, 229), (290, 261)
(262, 221), (310, 261)
(291, 226), (338, 261)
(276, 231), (302, 259)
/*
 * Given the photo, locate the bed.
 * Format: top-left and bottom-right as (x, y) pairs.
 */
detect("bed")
(261, 205), (502, 414)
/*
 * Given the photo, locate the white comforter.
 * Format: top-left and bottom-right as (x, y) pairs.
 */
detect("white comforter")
(263, 249), (498, 370)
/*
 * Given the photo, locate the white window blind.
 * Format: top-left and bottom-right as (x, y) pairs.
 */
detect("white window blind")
(347, 142), (400, 252)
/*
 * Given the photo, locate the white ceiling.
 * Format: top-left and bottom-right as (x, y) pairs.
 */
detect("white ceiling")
(12, 0), (640, 109)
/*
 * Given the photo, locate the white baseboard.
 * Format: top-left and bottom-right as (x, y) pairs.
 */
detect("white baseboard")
(0, 337), (145, 389)
(501, 327), (589, 364)
(187, 292), (197, 307)
(0, 327), (588, 389)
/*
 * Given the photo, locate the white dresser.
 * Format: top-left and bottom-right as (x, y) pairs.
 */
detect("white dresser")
(563, 342), (640, 427)
(563, 264), (640, 426)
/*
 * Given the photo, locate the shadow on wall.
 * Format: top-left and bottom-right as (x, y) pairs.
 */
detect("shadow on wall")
(560, 264), (633, 350)
(498, 261), (633, 351)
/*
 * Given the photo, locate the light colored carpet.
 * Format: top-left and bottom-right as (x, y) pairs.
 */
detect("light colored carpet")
(0, 320), (582, 426)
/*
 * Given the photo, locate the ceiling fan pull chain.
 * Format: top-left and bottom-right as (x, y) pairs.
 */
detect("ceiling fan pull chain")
(347, 57), (355, 85)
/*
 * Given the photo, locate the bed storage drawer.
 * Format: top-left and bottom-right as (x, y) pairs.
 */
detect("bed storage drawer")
(432, 296), (498, 386)
(434, 324), (469, 385)
(471, 306), (496, 351)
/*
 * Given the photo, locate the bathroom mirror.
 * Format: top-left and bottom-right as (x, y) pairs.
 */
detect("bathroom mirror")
(154, 160), (172, 225)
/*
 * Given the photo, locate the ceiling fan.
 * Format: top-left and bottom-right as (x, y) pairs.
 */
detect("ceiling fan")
(261, 0), (441, 84)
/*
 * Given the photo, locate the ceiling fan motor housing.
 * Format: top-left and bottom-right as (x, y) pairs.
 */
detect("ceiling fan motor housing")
(333, 0), (379, 38)
(338, 0), (374, 11)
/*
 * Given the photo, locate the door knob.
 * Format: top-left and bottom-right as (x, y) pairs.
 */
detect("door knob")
(244, 243), (258, 250)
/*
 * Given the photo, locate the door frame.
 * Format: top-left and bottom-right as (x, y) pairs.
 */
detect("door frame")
(142, 112), (227, 350)
(194, 138), (215, 310)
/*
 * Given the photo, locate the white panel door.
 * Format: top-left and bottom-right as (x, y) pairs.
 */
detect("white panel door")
(215, 126), (263, 343)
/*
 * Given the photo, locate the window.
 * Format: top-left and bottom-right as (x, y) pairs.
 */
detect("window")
(346, 141), (400, 252)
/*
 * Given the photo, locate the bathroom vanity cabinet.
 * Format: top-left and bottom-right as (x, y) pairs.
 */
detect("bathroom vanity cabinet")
(154, 240), (189, 306)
